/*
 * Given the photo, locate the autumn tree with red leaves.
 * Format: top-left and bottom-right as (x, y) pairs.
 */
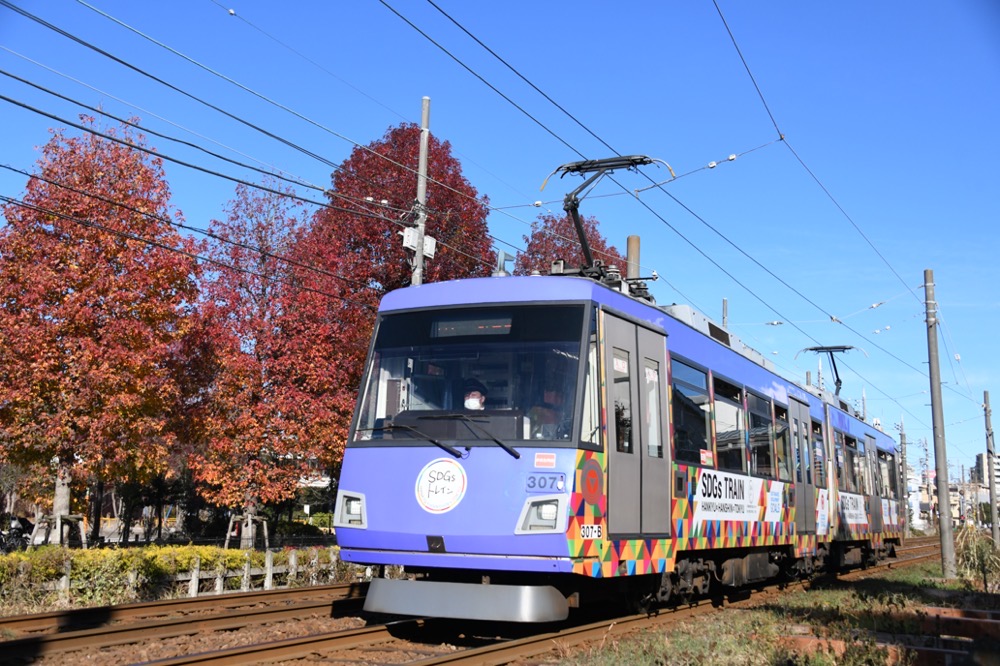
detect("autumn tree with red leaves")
(190, 181), (310, 528)
(0, 120), (200, 528)
(282, 123), (494, 472)
(514, 212), (626, 275)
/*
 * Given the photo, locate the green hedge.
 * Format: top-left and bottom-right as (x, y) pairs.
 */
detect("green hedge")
(0, 544), (347, 615)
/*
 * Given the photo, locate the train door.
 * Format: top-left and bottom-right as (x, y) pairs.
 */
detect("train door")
(866, 436), (884, 532)
(790, 399), (816, 534)
(604, 314), (671, 536)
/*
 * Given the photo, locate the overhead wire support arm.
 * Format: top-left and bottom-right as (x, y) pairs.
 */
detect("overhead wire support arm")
(799, 345), (856, 397)
(542, 155), (655, 271)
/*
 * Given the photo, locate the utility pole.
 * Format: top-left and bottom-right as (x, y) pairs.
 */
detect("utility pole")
(924, 268), (956, 578)
(411, 96), (431, 286)
(986, 391), (998, 546)
(898, 419), (910, 538)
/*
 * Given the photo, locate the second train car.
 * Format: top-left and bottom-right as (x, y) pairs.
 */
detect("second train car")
(333, 269), (904, 622)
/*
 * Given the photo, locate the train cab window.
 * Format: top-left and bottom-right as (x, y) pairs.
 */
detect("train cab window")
(812, 421), (826, 487)
(878, 450), (899, 499)
(643, 359), (663, 458)
(714, 377), (746, 474)
(774, 405), (793, 482)
(670, 359), (711, 465)
(748, 393), (774, 479)
(353, 304), (585, 443)
(612, 349), (633, 454)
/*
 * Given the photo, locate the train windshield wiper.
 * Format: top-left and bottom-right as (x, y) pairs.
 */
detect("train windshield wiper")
(419, 414), (521, 460)
(357, 424), (463, 459)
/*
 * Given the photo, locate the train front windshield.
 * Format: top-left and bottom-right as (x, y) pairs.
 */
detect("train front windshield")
(354, 304), (586, 444)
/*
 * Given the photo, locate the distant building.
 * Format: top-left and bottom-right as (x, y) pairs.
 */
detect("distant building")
(974, 453), (1000, 492)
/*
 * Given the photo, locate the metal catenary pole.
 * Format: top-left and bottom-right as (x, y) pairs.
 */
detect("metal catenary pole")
(924, 268), (956, 577)
(411, 96), (431, 286)
(986, 391), (999, 546)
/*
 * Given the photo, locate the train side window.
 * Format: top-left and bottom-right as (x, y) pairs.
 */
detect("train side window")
(878, 450), (898, 499)
(835, 431), (851, 492)
(748, 393), (774, 479)
(812, 421), (826, 486)
(851, 436), (869, 495)
(612, 349), (633, 454)
(670, 359), (710, 465)
(841, 434), (860, 493)
(643, 359), (663, 458)
(580, 318), (600, 448)
(865, 436), (878, 497)
(774, 405), (793, 481)
(714, 377), (746, 474)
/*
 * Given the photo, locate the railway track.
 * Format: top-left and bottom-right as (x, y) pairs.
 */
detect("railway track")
(0, 583), (367, 663)
(0, 537), (964, 665)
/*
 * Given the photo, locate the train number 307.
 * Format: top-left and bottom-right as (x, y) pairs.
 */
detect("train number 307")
(579, 524), (603, 540)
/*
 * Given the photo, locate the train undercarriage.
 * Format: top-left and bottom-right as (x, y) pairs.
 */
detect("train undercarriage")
(362, 538), (901, 623)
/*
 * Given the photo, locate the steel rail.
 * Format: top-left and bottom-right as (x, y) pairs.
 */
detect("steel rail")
(0, 582), (365, 636)
(0, 588), (365, 660)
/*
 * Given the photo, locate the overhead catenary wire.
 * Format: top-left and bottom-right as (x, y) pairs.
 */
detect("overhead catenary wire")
(5, 2), (976, 426)
(709, 0), (978, 409)
(383, 1), (945, 426)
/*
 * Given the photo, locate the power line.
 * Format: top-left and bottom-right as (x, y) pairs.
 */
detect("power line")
(378, 0), (584, 160)
(0, 67), (325, 195)
(1, 44), (315, 190)
(0, 91), (495, 270)
(0, 194), (376, 310)
(0, 162), (376, 294)
(75, 0), (490, 208)
(3, 1), (514, 270)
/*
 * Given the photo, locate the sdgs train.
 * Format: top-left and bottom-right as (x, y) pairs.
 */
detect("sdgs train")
(332, 158), (904, 623)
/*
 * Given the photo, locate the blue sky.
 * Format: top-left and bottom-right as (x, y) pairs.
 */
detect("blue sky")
(1, 1), (998, 481)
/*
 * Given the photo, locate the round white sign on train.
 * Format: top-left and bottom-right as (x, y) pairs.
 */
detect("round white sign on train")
(415, 458), (468, 514)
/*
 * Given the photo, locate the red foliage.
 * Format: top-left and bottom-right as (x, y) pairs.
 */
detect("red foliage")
(189, 181), (312, 510)
(281, 123), (495, 472)
(514, 212), (626, 275)
(0, 120), (200, 484)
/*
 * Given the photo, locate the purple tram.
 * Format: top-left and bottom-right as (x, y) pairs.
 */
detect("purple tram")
(333, 271), (904, 622)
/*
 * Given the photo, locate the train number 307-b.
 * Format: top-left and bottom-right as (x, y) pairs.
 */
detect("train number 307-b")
(579, 524), (603, 540)
(525, 473), (565, 492)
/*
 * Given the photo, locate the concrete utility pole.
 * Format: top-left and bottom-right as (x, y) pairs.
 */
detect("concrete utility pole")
(924, 268), (956, 578)
(411, 96), (431, 286)
(986, 391), (999, 546)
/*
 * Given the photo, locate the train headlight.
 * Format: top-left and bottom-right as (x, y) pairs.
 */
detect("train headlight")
(333, 491), (367, 529)
(537, 502), (558, 522)
(515, 495), (566, 534)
